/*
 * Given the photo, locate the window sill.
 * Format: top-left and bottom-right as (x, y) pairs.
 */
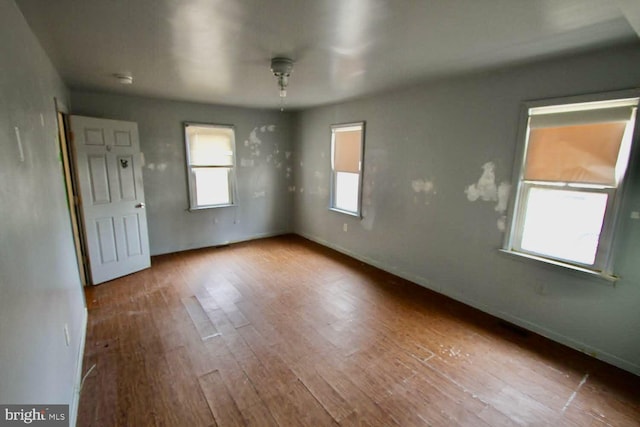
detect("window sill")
(329, 207), (360, 217)
(498, 249), (619, 283)
(189, 203), (236, 211)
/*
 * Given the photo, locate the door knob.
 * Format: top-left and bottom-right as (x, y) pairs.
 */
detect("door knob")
(135, 203), (145, 208)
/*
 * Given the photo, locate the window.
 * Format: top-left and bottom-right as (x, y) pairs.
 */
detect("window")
(184, 123), (237, 210)
(330, 122), (365, 216)
(504, 93), (639, 278)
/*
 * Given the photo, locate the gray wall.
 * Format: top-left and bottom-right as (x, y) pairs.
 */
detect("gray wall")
(0, 0), (86, 421)
(293, 43), (640, 375)
(70, 92), (295, 255)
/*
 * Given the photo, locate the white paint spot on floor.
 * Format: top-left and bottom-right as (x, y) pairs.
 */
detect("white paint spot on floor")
(562, 373), (589, 413)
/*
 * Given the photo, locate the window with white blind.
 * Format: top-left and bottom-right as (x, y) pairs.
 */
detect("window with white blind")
(184, 123), (237, 210)
(503, 93), (639, 278)
(330, 122), (365, 216)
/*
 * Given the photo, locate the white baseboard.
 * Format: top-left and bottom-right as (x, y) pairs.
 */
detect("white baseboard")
(151, 230), (291, 256)
(69, 306), (88, 427)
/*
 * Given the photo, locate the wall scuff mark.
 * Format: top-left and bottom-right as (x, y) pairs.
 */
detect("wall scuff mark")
(465, 162), (511, 231)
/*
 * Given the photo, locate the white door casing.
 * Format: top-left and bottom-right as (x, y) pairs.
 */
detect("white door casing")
(70, 116), (150, 285)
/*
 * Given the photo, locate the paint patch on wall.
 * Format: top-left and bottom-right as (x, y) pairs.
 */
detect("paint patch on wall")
(145, 162), (168, 172)
(288, 186), (296, 193)
(495, 182), (511, 213)
(411, 178), (436, 205)
(240, 158), (255, 167)
(245, 124), (276, 158)
(465, 161), (511, 231)
(465, 162), (498, 202)
(497, 216), (507, 232)
(253, 191), (266, 198)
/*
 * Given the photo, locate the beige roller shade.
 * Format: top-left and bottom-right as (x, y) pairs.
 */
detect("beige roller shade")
(333, 129), (361, 173)
(528, 106), (633, 129)
(524, 121), (627, 185)
(187, 125), (234, 166)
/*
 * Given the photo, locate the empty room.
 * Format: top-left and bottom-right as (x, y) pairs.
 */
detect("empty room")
(2, 0), (640, 425)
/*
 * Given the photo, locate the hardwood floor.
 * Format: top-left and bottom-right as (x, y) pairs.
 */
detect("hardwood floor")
(78, 235), (640, 426)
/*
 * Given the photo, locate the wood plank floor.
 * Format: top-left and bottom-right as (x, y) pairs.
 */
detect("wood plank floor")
(78, 235), (640, 427)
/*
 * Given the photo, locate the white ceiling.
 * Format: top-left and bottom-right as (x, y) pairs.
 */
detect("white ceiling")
(16, 0), (640, 110)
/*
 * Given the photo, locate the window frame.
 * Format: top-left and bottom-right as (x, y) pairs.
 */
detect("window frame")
(184, 122), (238, 210)
(502, 90), (640, 280)
(329, 121), (365, 217)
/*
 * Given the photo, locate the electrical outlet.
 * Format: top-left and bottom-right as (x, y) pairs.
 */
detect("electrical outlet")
(343, 223), (348, 232)
(64, 324), (70, 347)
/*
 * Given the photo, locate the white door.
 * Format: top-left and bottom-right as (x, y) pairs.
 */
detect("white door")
(70, 115), (150, 285)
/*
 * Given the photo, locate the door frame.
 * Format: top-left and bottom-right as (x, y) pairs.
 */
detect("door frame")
(55, 98), (89, 286)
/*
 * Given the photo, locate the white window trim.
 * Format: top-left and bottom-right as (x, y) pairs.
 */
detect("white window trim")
(184, 122), (238, 210)
(502, 90), (640, 281)
(329, 121), (365, 217)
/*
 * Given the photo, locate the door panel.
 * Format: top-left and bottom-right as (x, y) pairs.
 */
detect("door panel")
(71, 115), (150, 284)
(116, 155), (136, 201)
(88, 155), (110, 204)
(96, 218), (117, 264)
(114, 130), (132, 146)
(85, 127), (106, 145)
(123, 214), (143, 256)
